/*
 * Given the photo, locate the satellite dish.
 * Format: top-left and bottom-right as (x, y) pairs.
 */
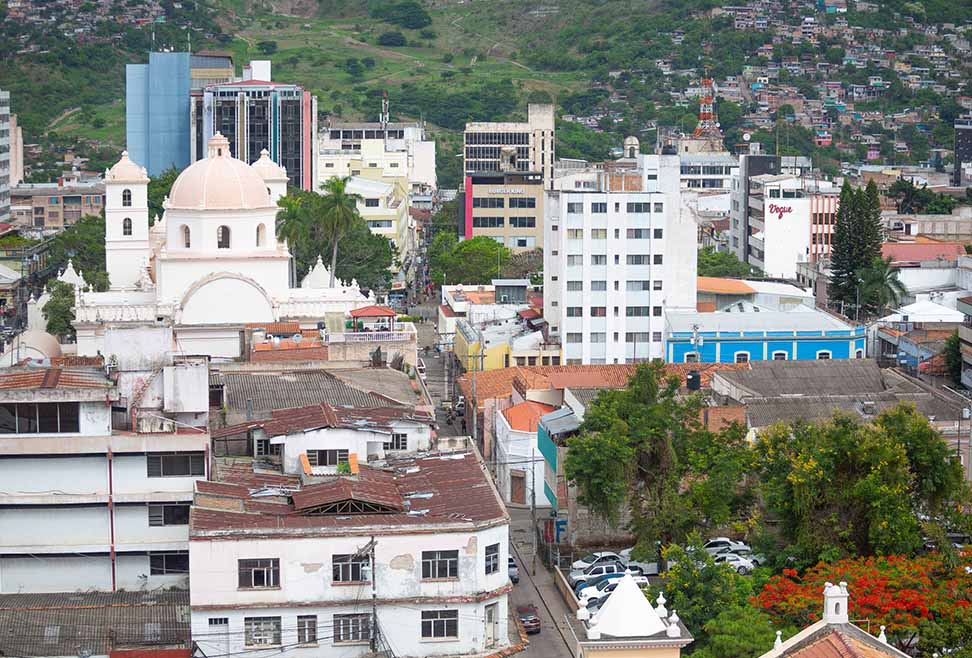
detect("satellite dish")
(292, 333), (302, 344)
(743, 133), (752, 142)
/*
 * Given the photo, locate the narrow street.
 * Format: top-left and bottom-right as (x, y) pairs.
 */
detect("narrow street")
(413, 311), (574, 658)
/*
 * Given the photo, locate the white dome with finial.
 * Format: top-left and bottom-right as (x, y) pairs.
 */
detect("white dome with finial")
(106, 151), (149, 183)
(167, 133), (274, 211)
(251, 149), (289, 182)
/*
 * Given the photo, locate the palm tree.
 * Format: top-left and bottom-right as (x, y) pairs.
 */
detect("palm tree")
(276, 191), (311, 284)
(319, 176), (362, 288)
(858, 256), (907, 318)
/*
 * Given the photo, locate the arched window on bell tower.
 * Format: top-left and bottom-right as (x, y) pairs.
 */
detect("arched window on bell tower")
(217, 226), (231, 249)
(122, 218), (132, 236)
(122, 189), (132, 207)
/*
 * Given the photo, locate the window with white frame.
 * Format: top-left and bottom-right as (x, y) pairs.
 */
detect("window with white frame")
(566, 333), (583, 344)
(566, 202), (583, 213)
(148, 503), (190, 526)
(817, 351), (832, 360)
(335, 614), (371, 643)
(567, 281), (583, 291)
(735, 352), (750, 363)
(421, 550), (458, 579)
(238, 559), (280, 589)
(685, 353), (699, 363)
(383, 433), (407, 451)
(254, 438), (281, 457)
(146, 453), (205, 477)
(297, 615), (317, 644)
(591, 280), (607, 291)
(421, 610), (459, 639)
(772, 351), (788, 360)
(332, 554), (369, 582)
(485, 543), (499, 574)
(307, 449), (349, 467)
(244, 617), (281, 646)
(856, 349), (864, 359)
(149, 552), (188, 575)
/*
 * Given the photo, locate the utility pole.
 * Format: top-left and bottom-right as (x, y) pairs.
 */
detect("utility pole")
(352, 538), (378, 652)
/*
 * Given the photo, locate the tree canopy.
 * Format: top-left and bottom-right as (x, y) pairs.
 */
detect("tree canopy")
(428, 235), (510, 285)
(828, 181), (883, 312)
(41, 279), (76, 339)
(148, 167), (179, 224)
(697, 247), (758, 278)
(47, 214), (109, 290)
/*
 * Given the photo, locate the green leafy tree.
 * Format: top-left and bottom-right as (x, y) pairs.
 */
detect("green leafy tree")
(42, 279), (76, 339)
(691, 605), (782, 658)
(944, 330), (962, 386)
(47, 214), (109, 291)
(429, 236), (510, 285)
(858, 256), (907, 317)
(565, 363), (754, 548)
(697, 247), (756, 277)
(861, 180), (884, 261)
(256, 40), (277, 55)
(377, 31), (407, 47)
(319, 176), (363, 288)
(148, 167), (179, 224)
(829, 182), (881, 314)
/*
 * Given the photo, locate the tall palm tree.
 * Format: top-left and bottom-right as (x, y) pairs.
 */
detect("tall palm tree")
(858, 256), (907, 318)
(319, 176), (362, 288)
(276, 191), (311, 284)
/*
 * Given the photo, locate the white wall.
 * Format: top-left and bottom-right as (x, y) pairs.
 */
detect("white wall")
(0, 553), (188, 593)
(0, 505), (110, 549)
(275, 422), (432, 475)
(493, 413), (548, 508)
(760, 196), (812, 278)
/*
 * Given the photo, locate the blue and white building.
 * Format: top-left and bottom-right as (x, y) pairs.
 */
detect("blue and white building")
(126, 52), (191, 177)
(666, 310), (865, 363)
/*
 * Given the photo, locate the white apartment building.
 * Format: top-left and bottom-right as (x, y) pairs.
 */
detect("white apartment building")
(346, 176), (412, 263)
(0, 89), (10, 223)
(319, 121), (436, 193)
(190, 451), (511, 658)
(544, 154), (697, 364)
(679, 152), (737, 191)
(0, 353), (210, 593)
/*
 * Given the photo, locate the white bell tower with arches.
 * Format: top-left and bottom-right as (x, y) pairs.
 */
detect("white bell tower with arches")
(105, 151), (151, 290)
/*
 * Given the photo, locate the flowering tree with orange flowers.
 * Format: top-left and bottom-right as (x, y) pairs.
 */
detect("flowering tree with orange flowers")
(754, 554), (972, 654)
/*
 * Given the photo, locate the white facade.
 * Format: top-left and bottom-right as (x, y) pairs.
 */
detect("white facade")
(544, 154), (696, 363)
(0, 89), (10, 223)
(346, 175), (412, 264)
(493, 411), (548, 508)
(76, 137), (372, 361)
(319, 125), (437, 193)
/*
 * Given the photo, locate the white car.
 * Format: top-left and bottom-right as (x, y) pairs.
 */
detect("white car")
(702, 537), (751, 556)
(571, 551), (623, 571)
(619, 548), (661, 575)
(714, 552), (755, 575)
(577, 575), (649, 601)
(716, 546), (766, 567)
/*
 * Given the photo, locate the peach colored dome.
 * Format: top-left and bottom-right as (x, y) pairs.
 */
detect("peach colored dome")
(107, 151), (149, 183)
(167, 134), (273, 211)
(251, 149), (289, 182)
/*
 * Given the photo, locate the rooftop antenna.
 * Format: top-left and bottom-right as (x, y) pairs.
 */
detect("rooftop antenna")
(380, 91), (389, 138)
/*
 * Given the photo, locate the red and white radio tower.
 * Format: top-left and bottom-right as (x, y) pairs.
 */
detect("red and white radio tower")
(693, 74), (722, 138)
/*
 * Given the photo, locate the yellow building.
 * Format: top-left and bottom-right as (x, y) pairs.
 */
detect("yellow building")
(464, 171), (545, 251)
(454, 317), (561, 372)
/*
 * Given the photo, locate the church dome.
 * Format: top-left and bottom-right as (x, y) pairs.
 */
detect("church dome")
(106, 151), (149, 183)
(251, 149), (289, 183)
(167, 133), (274, 211)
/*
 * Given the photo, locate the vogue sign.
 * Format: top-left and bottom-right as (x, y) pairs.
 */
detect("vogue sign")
(768, 203), (793, 220)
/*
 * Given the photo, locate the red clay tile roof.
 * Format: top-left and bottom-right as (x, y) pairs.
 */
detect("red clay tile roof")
(517, 308), (541, 320)
(0, 367), (112, 390)
(291, 468), (403, 512)
(502, 401), (557, 432)
(50, 355), (105, 367)
(881, 242), (965, 263)
(350, 305), (397, 318)
(191, 452), (506, 536)
(245, 321), (301, 334)
(786, 630), (896, 658)
(211, 403), (434, 439)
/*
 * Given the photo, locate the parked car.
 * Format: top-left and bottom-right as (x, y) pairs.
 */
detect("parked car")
(517, 604), (541, 634)
(619, 547), (661, 575)
(703, 537), (751, 556)
(714, 552), (755, 575)
(577, 575), (650, 601)
(454, 396), (466, 414)
(586, 593), (609, 613)
(508, 557), (520, 584)
(569, 560), (642, 587)
(574, 571), (624, 594)
(716, 546), (766, 567)
(571, 551), (623, 571)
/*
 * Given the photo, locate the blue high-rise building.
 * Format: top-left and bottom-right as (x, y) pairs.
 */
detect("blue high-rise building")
(126, 52), (191, 177)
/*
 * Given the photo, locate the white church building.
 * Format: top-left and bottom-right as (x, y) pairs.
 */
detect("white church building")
(73, 134), (373, 359)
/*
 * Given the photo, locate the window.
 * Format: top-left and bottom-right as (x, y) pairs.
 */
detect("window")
(256, 224), (266, 247)
(122, 189), (132, 207)
(335, 614), (371, 643)
(591, 280), (607, 291)
(653, 228), (664, 239)
(308, 449), (349, 467)
(772, 351), (788, 360)
(422, 610), (459, 639)
(626, 280), (650, 291)
(653, 280), (663, 291)
(473, 197), (504, 208)
(148, 503), (190, 526)
(566, 255), (583, 266)
(653, 306), (662, 316)
(333, 554), (369, 582)
(244, 617), (281, 647)
(485, 543), (499, 574)
(627, 255), (650, 265)
(625, 332), (650, 342)
(654, 202), (664, 213)
(566, 333), (583, 344)
(149, 552), (188, 575)
(422, 550), (458, 579)
(627, 202), (650, 213)
(627, 229), (650, 239)
(297, 615), (318, 644)
(567, 202), (583, 213)
(591, 228), (607, 239)
(567, 229), (583, 239)
(567, 281), (583, 291)
(567, 307), (582, 317)
(591, 255), (607, 265)
(383, 433), (407, 451)
(590, 307), (606, 317)
(653, 254), (663, 265)
(473, 217), (504, 228)
(365, 198), (380, 207)
(509, 216), (536, 228)
(509, 198), (536, 208)
(0, 402), (80, 434)
(182, 225), (191, 248)
(217, 225), (230, 249)
(817, 351), (832, 360)
(652, 331), (662, 342)
(626, 306), (650, 316)
(685, 353), (699, 363)
(238, 559), (280, 589)
(735, 352), (750, 364)
(856, 349), (864, 359)
(591, 202), (607, 213)
(146, 453), (205, 477)
(255, 438), (281, 457)
(208, 618), (228, 628)
(590, 332), (606, 343)
(122, 217), (132, 236)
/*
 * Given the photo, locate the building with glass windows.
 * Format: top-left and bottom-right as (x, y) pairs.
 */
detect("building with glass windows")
(126, 52), (192, 177)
